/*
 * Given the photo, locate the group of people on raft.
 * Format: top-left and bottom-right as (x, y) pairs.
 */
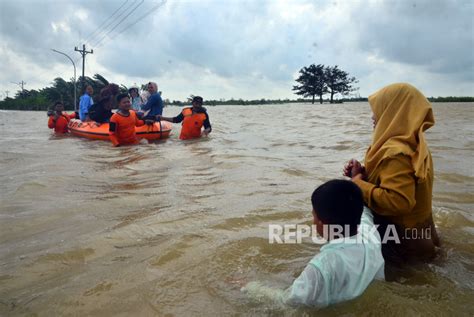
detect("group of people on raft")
(48, 81), (212, 146)
(47, 82), (441, 308)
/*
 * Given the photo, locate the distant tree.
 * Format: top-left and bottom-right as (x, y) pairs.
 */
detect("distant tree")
(94, 74), (109, 87)
(293, 64), (327, 104)
(119, 84), (128, 94)
(324, 66), (358, 103)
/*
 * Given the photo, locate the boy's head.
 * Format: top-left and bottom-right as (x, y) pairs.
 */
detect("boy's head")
(116, 93), (131, 110)
(311, 179), (364, 238)
(54, 101), (64, 112)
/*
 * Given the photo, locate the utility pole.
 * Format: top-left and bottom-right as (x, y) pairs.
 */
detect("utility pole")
(11, 81), (26, 97)
(19, 81), (26, 91)
(74, 44), (93, 92)
(5, 90), (9, 98)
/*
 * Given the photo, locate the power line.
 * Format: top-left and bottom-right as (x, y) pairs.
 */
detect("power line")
(74, 0), (132, 65)
(92, 0), (144, 48)
(82, 0), (130, 45)
(74, 2), (135, 65)
(36, 1), (165, 89)
(87, 0), (139, 47)
(95, 0), (166, 49)
(117, 0), (166, 36)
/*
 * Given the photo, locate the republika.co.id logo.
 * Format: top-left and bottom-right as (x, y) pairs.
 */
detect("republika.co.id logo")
(268, 224), (431, 244)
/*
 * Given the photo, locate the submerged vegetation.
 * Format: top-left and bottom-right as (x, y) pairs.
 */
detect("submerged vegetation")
(0, 73), (472, 111)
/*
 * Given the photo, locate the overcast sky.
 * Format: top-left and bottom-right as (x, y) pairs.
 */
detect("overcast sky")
(0, 0), (472, 101)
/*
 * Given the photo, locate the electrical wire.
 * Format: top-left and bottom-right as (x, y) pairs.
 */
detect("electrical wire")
(92, 0), (145, 48)
(82, 0), (130, 46)
(95, 0), (166, 49)
(88, 0), (139, 47)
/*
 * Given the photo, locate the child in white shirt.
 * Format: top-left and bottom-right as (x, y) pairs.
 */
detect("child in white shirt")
(243, 179), (385, 308)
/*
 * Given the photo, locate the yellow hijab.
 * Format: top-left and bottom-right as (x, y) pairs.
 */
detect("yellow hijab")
(365, 83), (434, 182)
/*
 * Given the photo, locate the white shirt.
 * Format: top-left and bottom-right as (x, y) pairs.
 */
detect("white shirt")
(243, 207), (385, 308)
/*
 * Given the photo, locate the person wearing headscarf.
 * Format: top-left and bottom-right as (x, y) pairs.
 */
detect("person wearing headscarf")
(87, 84), (119, 124)
(140, 82), (163, 119)
(343, 83), (440, 268)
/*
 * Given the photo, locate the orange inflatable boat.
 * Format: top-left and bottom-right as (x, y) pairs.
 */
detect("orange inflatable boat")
(68, 119), (172, 141)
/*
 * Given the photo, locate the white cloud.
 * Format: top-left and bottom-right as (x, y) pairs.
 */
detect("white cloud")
(0, 0), (472, 100)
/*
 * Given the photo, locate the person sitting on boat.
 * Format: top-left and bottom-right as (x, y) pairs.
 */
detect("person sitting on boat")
(140, 82), (163, 120)
(87, 84), (120, 124)
(47, 101), (77, 133)
(109, 93), (145, 147)
(78, 85), (94, 121)
(140, 88), (150, 105)
(242, 180), (384, 308)
(157, 96), (211, 140)
(128, 85), (143, 111)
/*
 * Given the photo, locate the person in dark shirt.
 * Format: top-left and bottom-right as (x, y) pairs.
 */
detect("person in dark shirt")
(158, 96), (211, 140)
(87, 84), (119, 124)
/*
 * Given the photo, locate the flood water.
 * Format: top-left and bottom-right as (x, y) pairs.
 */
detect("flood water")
(1, 102), (473, 316)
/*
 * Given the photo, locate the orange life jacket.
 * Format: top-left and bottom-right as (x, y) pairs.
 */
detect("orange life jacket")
(180, 108), (207, 140)
(109, 110), (145, 146)
(48, 112), (76, 133)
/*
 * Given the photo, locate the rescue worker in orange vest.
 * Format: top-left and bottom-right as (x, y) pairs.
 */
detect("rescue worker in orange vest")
(157, 96), (211, 140)
(109, 93), (145, 147)
(47, 101), (77, 133)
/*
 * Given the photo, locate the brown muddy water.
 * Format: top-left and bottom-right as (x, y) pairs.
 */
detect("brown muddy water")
(0, 102), (473, 316)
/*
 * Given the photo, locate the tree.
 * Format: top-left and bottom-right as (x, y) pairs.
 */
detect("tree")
(293, 64), (327, 104)
(324, 65), (358, 103)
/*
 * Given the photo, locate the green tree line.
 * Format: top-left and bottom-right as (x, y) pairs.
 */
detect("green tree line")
(1, 73), (472, 111)
(0, 74), (127, 111)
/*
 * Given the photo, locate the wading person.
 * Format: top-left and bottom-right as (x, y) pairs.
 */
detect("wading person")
(157, 96), (211, 140)
(109, 93), (145, 147)
(343, 83), (440, 272)
(243, 180), (384, 307)
(47, 101), (76, 133)
(78, 85), (94, 121)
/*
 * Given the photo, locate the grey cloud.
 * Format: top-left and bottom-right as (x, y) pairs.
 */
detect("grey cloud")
(98, 1), (321, 81)
(1, 0), (472, 98)
(352, 0), (473, 80)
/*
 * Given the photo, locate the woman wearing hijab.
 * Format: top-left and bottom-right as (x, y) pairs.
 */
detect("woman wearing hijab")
(344, 83), (440, 268)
